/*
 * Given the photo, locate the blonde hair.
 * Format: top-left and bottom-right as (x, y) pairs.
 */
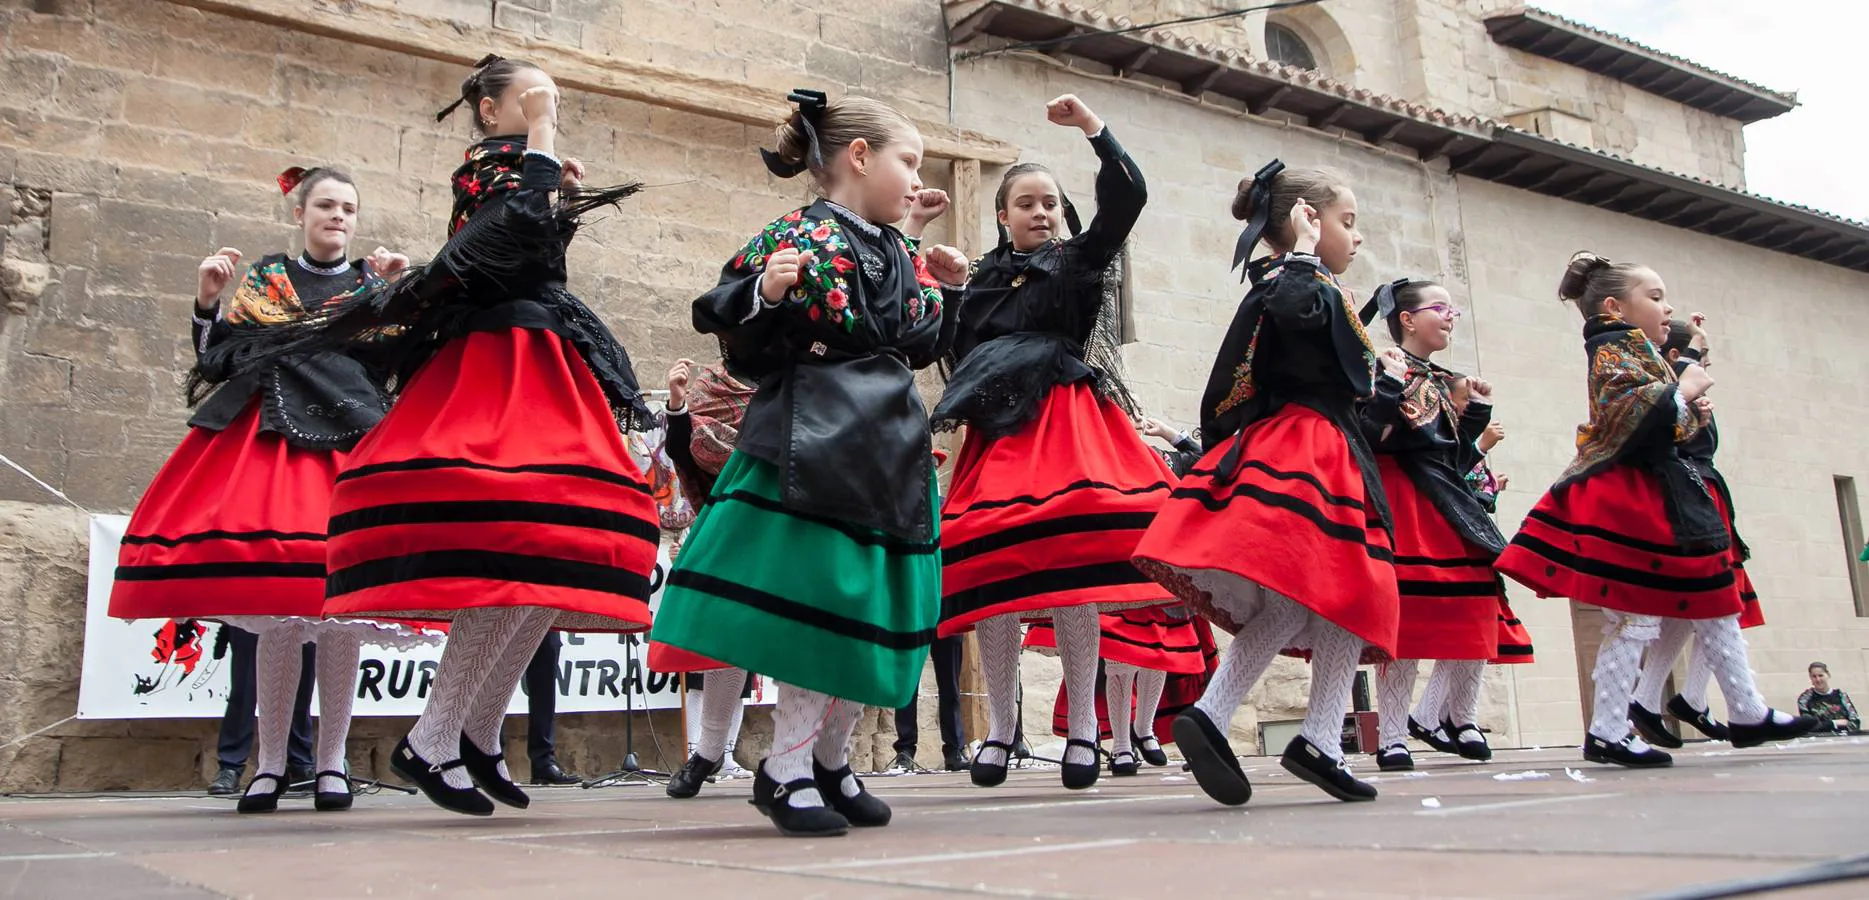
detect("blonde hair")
(770, 96), (917, 184)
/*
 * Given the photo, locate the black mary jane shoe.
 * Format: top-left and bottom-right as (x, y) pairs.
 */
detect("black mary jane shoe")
(313, 770), (354, 812)
(813, 760), (891, 827)
(1628, 702), (1684, 750)
(1171, 708), (1251, 806)
(1135, 732), (1169, 767)
(1061, 738), (1101, 790)
(1582, 732), (1672, 768)
(391, 738), (495, 817)
(750, 763), (849, 837)
(1727, 710), (1820, 749)
(459, 735), (531, 810)
(1110, 750), (1140, 777)
(1376, 743), (1415, 772)
(1408, 716), (1459, 755)
(235, 773), (286, 814)
(1447, 721), (1494, 762)
(970, 739), (1014, 788)
(1667, 695), (1731, 741)
(1280, 736), (1378, 802)
(667, 752), (722, 799)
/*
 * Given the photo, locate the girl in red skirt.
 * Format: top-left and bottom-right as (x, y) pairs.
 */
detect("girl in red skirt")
(1355, 279), (1506, 772)
(111, 167), (432, 813)
(1407, 428), (1536, 762)
(931, 94), (1174, 791)
(1495, 253), (1815, 767)
(1026, 608), (1216, 773)
(1134, 160), (1398, 806)
(1630, 315), (1759, 747)
(209, 58), (658, 815)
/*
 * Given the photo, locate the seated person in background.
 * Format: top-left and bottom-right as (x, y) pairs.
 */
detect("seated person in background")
(1798, 662), (1860, 734)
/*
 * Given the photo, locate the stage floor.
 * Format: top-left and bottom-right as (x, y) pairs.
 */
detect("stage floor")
(2, 739), (1865, 899)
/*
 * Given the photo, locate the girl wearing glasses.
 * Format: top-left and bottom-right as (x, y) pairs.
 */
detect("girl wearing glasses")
(1356, 280), (1508, 771)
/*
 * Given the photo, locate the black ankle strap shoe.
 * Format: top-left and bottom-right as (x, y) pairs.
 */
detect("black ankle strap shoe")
(667, 752), (721, 799)
(751, 763), (848, 837)
(1628, 702), (1684, 749)
(813, 760), (891, 827)
(970, 739), (1014, 787)
(313, 770), (353, 812)
(1727, 709), (1819, 749)
(1376, 743), (1414, 772)
(1134, 732), (1170, 767)
(1110, 750), (1140, 777)
(459, 735), (531, 810)
(1667, 695), (1731, 741)
(1582, 732), (1672, 768)
(1172, 708), (1251, 806)
(236, 773), (286, 814)
(392, 737), (494, 817)
(1447, 721), (1494, 761)
(1280, 736), (1377, 802)
(1061, 738), (1101, 790)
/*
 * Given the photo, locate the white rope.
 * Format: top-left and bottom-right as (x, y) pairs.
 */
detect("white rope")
(0, 452), (90, 514)
(0, 715), (77, 751)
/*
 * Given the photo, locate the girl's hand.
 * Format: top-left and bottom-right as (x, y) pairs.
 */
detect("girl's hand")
(197, 247), (242, 309)
(667, 358), (695, 408)
(519, 85), (559, 124)
(1289, 198), (1321, 253)
(560, 156), (586, 193)
(1678, 362), (1714, 401)
(761, 247), (815, 303)
(1378, 346), (1408, 380)
(365, 246), (409, 279)
(925, 245), (968, 286)
(1046, 94), (1104, 135)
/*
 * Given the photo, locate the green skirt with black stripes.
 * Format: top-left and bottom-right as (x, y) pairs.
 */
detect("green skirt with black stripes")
(650, 451), (941, 708)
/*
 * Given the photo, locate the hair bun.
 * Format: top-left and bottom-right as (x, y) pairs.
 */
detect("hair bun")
(1559, 251), (1610, 302)
(1230, 175), (1257, 221)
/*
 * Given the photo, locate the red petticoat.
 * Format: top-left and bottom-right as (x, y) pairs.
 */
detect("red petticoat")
(323, 327), (657, 632)
(1497, 463), (1745, 620)
(1049, 628), (1218, 742)
(1133, 404), (1400, 662)
(938, 383), (1175, 636)
(1378, 455), (1499, 660)
(1023, 606), (1209, 675)
(111, 403), (342, 620)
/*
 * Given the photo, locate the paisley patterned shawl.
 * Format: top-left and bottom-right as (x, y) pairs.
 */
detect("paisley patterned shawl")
(1560, 315), (1701, 481)
(687, 361), (756, 476)
(1397, 352), (1460, 433)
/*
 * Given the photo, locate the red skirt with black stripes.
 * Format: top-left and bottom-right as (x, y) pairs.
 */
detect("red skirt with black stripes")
(322, 327), (657, 632)
(110, 403), (341, 619)
(1133, 404), (1400, 662)
(1492, 593), (1535, 663)
(1049, 623), (1218, 741)
(1023, 606), (1210, 674)
(1378, 455), (1499, 660)
(1496, 463), (1744, 620)
(937, 382), (1175, 636)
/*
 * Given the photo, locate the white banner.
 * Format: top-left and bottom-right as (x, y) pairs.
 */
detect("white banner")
(77, 514), (769, 719)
